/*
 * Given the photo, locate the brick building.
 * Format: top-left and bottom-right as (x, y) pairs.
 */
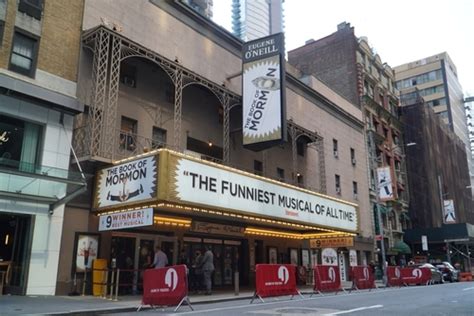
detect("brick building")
(289, 22), (410, 267)
(0, 0), (84, 295)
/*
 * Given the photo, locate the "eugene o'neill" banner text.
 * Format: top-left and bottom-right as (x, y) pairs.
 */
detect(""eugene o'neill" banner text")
(242, 33), (286, 151)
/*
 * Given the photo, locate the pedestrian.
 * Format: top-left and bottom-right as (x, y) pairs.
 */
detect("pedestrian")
(191, 250), (203, 293)
(198, 246), (215, 295)
(152, 245), (168, 268)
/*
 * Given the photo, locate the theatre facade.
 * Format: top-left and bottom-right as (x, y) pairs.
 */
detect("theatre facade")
(91, 149), (359, 289)
(54, 1), (374, 294)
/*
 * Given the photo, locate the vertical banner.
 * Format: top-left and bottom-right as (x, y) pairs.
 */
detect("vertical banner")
(242, 33), (286, 151)
(443, 199), (456, 223)
(377, 167), (394, 201)
(338, 253), (347, 281)
(421, 235), (428, 251)
(349, 250), (358, 267)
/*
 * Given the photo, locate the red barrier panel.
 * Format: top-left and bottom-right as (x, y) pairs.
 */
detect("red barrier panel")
(387, 266), (403, 287)
(252, 264), (301, 302)
(400, 267), (431, 286)
(313, 265), (342, 293)
(351, 266), (375, 290)
(139, 265), (192, 311)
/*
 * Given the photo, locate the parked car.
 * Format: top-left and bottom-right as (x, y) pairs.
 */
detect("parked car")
(436, 262), (459, 282)
(411, 263), (444, 284)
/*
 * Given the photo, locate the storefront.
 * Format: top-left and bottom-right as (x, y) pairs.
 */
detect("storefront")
(90, 149), (360, 290)
(0, 90), (84, 295)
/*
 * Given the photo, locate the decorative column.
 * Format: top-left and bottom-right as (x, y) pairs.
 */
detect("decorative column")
(173, 69), (183, 151)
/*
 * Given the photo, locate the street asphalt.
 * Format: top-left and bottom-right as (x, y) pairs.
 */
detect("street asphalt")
(105, 282), (474, 316)
(0, 282), (473, 315)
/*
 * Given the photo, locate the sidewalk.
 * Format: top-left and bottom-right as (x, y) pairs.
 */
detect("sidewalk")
(0, 281), (384, 315)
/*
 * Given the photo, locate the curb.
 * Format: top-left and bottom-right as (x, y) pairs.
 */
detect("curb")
(46, 294), (255, 315)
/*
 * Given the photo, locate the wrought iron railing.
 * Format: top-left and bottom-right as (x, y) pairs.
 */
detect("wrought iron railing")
(72, 127), (324, 193)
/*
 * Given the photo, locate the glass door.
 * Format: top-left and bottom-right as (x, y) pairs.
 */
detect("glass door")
(111, 236), (136, 294)
(0, 213), (33, 295)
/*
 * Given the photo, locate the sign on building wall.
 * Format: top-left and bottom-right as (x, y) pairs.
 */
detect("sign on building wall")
(309, 237), (354, 248)
(242, 33), (286, 151)
(94, 156), (157, 209)
(98, 208), (154, 231)
(321, 248), (338, 266)
(443, 199), (456, 224)
(377, 166), (394, 201)
(165, 153), (358, 232)
(190, 221), (245, 237)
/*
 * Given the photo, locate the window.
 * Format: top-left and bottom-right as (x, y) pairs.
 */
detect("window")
(0, 114), (42, 172)
(120, 116), (137, 151)
(254, 160), (263, 176)
(152, 127), (166, 149)
(333, 139), (338, 158)
(120, 63), (137, 88)
(9, 32), (38, 77)
(277, 168), (285, 181)
(0, 21), (5, 46)
(353, 181), (358, 199)
(165, 82), (175, 103)
(296, 139), (305, 156)
(350, 148), (356, 165)
(335, 174), (341, 194)
(18, 0), (43, 20)
(297, 173), (304, 186)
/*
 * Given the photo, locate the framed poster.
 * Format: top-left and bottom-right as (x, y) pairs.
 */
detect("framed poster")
(290, 248), (299, 265)
(73, 233), (100, 273)
(268, 246), (278, 264)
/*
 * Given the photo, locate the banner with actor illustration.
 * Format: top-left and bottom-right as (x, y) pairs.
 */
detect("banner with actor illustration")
(242, 33), (286, 151)
(94, 155), (157, 209)
(74, 233), (100, 273)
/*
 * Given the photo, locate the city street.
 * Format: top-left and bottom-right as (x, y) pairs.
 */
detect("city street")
(108, 282), (474, 316)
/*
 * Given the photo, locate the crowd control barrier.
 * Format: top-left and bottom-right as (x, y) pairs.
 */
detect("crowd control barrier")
(311, 265), (344, 296)
(250, 264), (303, 303)
(400, 267), (431, 286)
(350, 266), (375, 291)
(386, 266), (403, 287)
(138, 265), (193, 312)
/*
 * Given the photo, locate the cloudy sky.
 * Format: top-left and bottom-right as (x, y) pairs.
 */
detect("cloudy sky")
(213, 0), (474, 97)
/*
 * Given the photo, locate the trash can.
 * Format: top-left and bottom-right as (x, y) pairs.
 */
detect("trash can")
(92, 259), (107, 296)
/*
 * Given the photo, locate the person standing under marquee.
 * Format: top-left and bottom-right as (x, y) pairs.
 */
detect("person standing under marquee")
(199, 246), (215, 295)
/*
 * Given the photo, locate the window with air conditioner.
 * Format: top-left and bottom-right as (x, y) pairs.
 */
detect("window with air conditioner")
(277, 168), (285, 182)
(333, 139), (338, 158)
(152, 127), (167, 149)
(353, 181), (358, 199)
(350, 148), (356, 165)
(335, 174), (341, 194)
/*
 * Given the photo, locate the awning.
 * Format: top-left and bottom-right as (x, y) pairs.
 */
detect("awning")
(392, 240), (411, 254)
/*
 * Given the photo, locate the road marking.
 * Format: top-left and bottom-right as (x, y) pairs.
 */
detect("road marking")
(462, 286), (474, 291)
(323, 305), (383, 315)
(167, 284), (457, 315)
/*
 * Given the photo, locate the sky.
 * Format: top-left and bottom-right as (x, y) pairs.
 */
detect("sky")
(213, 0), (474, 97)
